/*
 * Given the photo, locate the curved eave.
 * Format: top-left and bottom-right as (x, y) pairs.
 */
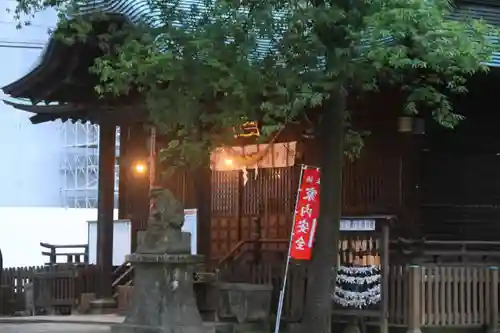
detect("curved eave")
(2, 100), (82, 113)
(2, 99), (148, 124)
(2, 100), (87, 124)
(1, 13), (132, 101)
(2, 38), (59, 97)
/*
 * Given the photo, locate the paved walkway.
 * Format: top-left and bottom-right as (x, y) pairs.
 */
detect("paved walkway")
(0, 314), (125, 325)
(0, 323), (110, 333)
(0, 315), (122, 333)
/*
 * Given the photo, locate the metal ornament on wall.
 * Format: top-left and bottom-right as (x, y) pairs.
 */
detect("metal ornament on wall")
(398, 116), (425, 135)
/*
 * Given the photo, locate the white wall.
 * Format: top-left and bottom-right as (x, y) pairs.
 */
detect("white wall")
(0, 4), (63, 207)
(0, 207), (117, 268)
(0, 207), (199, 268)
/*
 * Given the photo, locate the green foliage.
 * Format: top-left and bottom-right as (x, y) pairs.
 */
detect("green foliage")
(11, 0), (499, 165)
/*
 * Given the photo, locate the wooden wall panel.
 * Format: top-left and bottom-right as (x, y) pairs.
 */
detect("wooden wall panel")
(209, 167), (298, 259)
(342, 148), (401, 215)
(211, 171), (240, 217)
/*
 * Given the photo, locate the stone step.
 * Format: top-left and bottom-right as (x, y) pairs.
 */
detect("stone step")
(205, 322), (234, 333)
(89, 299), (117, 315)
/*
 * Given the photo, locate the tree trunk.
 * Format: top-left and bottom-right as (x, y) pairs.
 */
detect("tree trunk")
(300, 87), (346, 333)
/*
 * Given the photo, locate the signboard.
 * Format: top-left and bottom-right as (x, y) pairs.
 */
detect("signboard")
(340, 219), (376, 231)
(290, 167), (320, 261)
(183, 208), (198, 254)
(88, 219), (131, 266)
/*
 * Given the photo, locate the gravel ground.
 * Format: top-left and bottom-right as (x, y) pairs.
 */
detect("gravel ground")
(0, 323), (111, 333)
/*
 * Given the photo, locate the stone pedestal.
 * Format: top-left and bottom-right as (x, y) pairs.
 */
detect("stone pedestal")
(112, 252), (210, 333)
(90, 297), (116, 314)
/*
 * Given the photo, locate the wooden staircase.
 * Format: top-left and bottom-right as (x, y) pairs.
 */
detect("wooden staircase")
(111, 262), (134, 299)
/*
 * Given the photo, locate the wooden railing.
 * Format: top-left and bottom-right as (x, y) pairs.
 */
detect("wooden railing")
(217, 238), (288, 266)
(0, 265), (98, 315)
(112, 262), (134, 299)
(388, 264), (499, 329)
(391, 238), (500, 262)
(220, 258), (500, 328)
(40, 242), (89, 265)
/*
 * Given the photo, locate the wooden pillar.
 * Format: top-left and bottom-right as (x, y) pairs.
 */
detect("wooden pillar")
(120, 124), (149, 252)
(96, 122), (116, 299)
(194, 165), (212, 261)
(118, 125), (129, 220)
(488, 266), (499, 333)
(379, 222), (389, 333)
(406, 265), (422, 333)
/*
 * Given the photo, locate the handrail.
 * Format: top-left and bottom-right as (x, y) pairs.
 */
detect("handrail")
(112, 260), (131, 276)
(217, 238), (288, 266)
(112, 266), (135, 289)
(40, 242), (89, 249)
(40, 242), (89, 265)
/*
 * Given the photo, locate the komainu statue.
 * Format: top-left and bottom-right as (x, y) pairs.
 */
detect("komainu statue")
(137, 187), (188, 254)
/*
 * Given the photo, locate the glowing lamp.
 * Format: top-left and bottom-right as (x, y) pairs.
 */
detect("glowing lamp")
(132, 161), (147, 175)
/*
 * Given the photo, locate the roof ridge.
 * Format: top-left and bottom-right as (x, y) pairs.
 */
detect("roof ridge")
(457, 0), (500, 8)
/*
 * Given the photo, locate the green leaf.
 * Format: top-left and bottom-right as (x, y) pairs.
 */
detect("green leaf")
(10, 0), (499, 168)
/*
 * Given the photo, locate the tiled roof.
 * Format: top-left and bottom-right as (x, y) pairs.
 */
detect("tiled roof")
(2, 0), (500, 123)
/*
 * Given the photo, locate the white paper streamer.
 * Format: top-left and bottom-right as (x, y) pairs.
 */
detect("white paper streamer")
(332, 265), (382, 309)
(337, 265), (380, 275)
(336, 272), (381, 284)
(333, 290), (381, 308)
(334, 284), (380, 298)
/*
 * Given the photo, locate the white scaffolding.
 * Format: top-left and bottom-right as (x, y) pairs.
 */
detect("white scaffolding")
(60, 121), (120, 208)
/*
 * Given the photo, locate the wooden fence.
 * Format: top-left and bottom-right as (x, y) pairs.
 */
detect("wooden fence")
(220, 261), (500, 329)
(2, 261), (500, 330)
(388, 264), (499, 330)
(109, 260), (500, 329)
(0, 265), (97, 315)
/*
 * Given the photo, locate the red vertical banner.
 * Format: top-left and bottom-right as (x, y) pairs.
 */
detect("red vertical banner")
(290, 167), (321, 260)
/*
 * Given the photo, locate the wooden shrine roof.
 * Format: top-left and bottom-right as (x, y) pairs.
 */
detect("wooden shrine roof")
(1, 0), (500, 124)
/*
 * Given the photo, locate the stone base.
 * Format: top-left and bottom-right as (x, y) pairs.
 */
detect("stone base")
(405, 328), (422, 333)
(212, 323), (234, 333)
(137, 231), (192, 255)
(115, 254), (206, 333)
(126, 253), (204, 264)
(89, 298), (116, 314)
(79, 292), (96, 314)
(342, 320), (361, 333)
(111, 322), (215, 333)
(233, 321), (269, 333)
